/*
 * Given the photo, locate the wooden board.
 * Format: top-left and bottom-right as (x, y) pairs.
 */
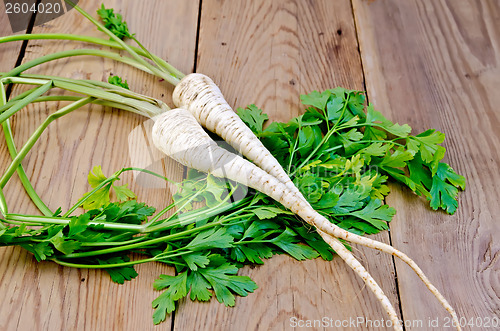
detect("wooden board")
(353, 0), (500, 329)
(1, 0), (499, 330)
(175, 1), (399, 330)
(0, 1), (198, 330)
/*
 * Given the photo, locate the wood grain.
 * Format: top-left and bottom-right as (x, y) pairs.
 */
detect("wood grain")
(2, 0), (495, 330)
(174, 1), (400, 330)
(353, 0), (500, 329)
(0, 1), (198, 330)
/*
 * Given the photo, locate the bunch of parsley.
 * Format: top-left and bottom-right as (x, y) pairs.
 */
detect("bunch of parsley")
(0, 88), (464, 324)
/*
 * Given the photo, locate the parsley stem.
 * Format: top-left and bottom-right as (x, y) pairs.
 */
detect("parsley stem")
(148, 189), (205, 226)
(66, 1), (181, 85)
(291, 96), (354, 177)
(144, 195), (251, 233)
(287, 125), (301, 174)
(61, 202), (252, 259)
(0, 33), (182, 78)
(121, 167), (175, 185)
(64, 171), (123, 217)
(0, 97), (94, 189)
(65, 167), (176, 218)
(291, 127), (339, 177)
(5, 213), (145, 231)
(356, 139), (404, 147)
(1, 119), (52, 216)
(0, 188), (7, 216)
(1, 49), (156, 80)
(21, 76), (164, 117)
(52, 257), (156, 269)
(0, 82), (53, 216)
(80, 237), (147, 247)
(0, 81), (53, 124)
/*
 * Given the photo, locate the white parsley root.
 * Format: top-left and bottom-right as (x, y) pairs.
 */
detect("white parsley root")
(152, 108), (396, 330)
(170, 73), (461, 330)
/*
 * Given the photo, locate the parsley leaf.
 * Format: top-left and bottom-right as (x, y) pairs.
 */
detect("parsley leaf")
(98, 256), (139, 284)
(68, 213), (91, 236)
(97, 5), (134, 40)
(236, 104), (269, 134)
(198, 263), (258, 307)
(108, 75), (130, 89)
(152, 273), (188, 324)
(430, 162), (466, 214)
(270, 228), (320, 261)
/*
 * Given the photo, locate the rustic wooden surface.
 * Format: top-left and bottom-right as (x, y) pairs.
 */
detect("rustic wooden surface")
(353, 0), (500, 329)
(0, 0), (498, 330)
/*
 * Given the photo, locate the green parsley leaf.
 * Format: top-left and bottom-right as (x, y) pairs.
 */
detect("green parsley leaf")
(113, 184), (136, 201)
(349, 199), (395, 230)
(232, 243), (273, 264)
(88, 165), (107, 188)
(68, 213), (91, 237)
(300, 90), (330, 110)
(198, 263), (257, 307)
(270, 228), (320, 261)
(97, 5), (134, 40)
(430, 162), (466, 214)
(364, 104), (411, 138)
(187, 271), (212, 301)
(152, 272), (188, 324)
(98, 256), (139, 284)
(236, 104), (269, 134)
(186, 228), (234, 251)
(379, 147), (414, 168)
(49, 229), (81, 255)
(108, 75), (130, 89)
(251, 206), (292, 220)
(182, 252), (210, 271)
(21, 242), (54, 262)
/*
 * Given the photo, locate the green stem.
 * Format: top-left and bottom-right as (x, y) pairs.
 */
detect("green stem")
(10, 73), (168, 106)
(0, 81), (53, 123)
(0, 82), (53, 216)
(0, 97), (93, 188)
(6, 213), (144, 231)
(148, 189), (205, 225)
(80, 237), (146, 247)
(60, 212), (237, 259)
(0, 49), (157, 80)
(121, 167), (177, 185)
(0, 33), (183, 77)
(144, 188), (250, 233)
(1, 76), (166, 118)
(0, 188), (7, 216)
(1, 120), (52, 216)
(52, 257), (155, 269)
(31, 95), (155, 115)
(287, 126), (301, 174)
(291, 127), (339, 176)
(63, 167), (176, 218)
(63, 169), (123, 217)
(356, 139), (404, 147)
(65, 1), (180, 85)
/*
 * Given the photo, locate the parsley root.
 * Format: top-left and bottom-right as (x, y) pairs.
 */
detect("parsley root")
(151, 108), (460, 330)
(169, 75), (461, 330)
(0, 3), (466, 328)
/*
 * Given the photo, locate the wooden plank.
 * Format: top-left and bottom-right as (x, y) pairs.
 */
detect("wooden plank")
(174, 1), (401, 330)
(353, 0), (500, 328)
(0, 2), (24, 66)
(0, 1), (198, 330)
(0, 0), (27, 173)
